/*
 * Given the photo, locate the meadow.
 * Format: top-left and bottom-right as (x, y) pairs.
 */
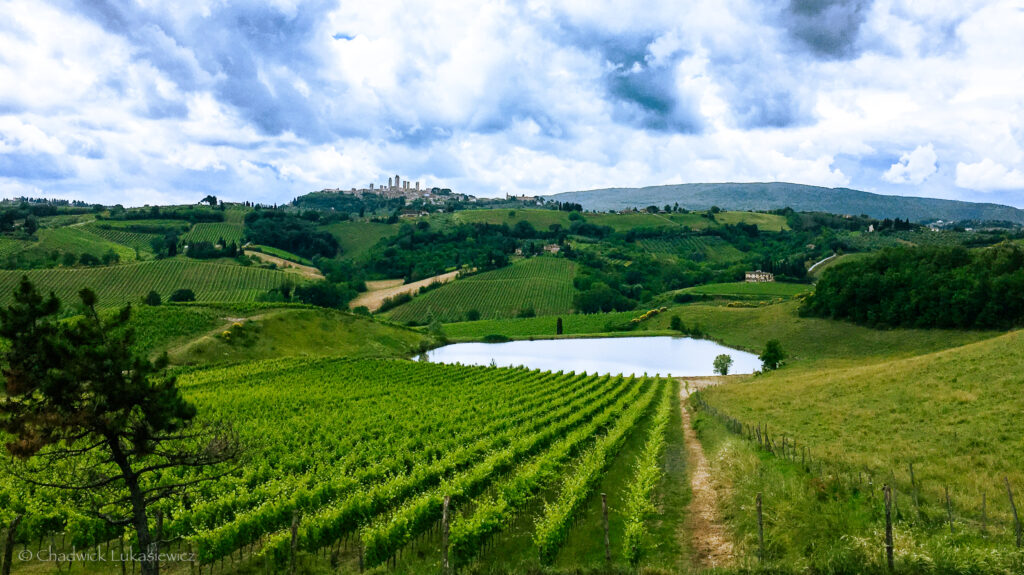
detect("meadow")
(325, 221), (400, 261)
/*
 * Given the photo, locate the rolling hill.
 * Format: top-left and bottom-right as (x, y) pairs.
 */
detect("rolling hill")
(547, 182), (1024, 223)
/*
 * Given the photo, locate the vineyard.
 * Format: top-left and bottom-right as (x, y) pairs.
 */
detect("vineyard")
(181, 222), (245, 244)
(1, 358), (677, 573)
(81, 222), (162, 253)
(0, 259), (292, 309)
(385, 257), (577, 323)
(638, 235), (745, 261)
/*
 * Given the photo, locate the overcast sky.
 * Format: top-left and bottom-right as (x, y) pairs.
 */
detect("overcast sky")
(1, 0), (1023, 207)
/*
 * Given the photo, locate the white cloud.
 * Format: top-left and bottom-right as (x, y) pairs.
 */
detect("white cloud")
(955, 158), (1024, 191)
(883, 143), (937, 184)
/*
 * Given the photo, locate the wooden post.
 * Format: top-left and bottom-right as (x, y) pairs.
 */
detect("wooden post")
(909, 463), (919, 512)
(289, 511), (301, 575)
(945, 485), (954, 535)
(441, 495), (451, 575)
(1007, 477), (1021, 549)
(981, 492), (987, 535)
(601, 493), (610, 563)
(884, 485), (894, 572)
(756, 493), (765, 563)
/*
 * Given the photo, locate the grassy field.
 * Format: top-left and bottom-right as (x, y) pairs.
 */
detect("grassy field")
(168, 307), (428, 365)
(680, 281), (812, 298)
(385, 256), (577, 323)
(689, 404), (1022, 573)
(0, 258), (295, 309)
(713, 211), (790, 231)
(325, 221), (399, 260)
(702, 330), (1024, 519)
(450, 208), (572, 229)
(247, 244), (314, 265)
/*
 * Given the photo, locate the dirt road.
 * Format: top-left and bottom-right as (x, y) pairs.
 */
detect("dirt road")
(350, 270), (461, 312)
(244, 250), (323, 279)
(680, 379), (735, 568)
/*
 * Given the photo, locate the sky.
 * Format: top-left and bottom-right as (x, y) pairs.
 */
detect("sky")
(1, 0), (1023, 208)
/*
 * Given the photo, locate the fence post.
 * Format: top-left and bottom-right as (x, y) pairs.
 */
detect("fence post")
(441, 495), (451, 575)
(945, 485), (954, 535)
(981, 492), (987, 535)
(884, 485), (894, 571)
(756, 493), (765, 563)
(602, 493), (610, 563)
(1007, 477), (1021, 549)
(289, 510), (301, 575)
(909, 462), (919, 512)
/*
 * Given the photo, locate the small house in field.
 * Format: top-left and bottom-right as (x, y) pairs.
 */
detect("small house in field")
(745, 270), (774, 283)
(543, 244), (561, 254)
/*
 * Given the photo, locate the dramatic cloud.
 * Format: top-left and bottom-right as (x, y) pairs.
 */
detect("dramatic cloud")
(0, 0), (1022, 206)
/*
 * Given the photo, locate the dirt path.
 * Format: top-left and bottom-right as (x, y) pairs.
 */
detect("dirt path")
(679, 380), (734, 568)
(350, 269), (461, 312)
(244, 249), (323, 279)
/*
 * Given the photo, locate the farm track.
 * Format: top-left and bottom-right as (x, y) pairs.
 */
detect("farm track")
(243, 249), (323, 279)
(679, 379), (734, 569)
(351, 269), (461, 311)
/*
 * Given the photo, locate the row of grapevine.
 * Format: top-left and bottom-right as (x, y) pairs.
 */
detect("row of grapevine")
(621, 384), (674, 564)
(182, 222), (245, 244)
(448, 378), (660, 564)
(533, 381), (668, 563)
(386, 258), (577, 322)
(167, 368), (595, 540)
(185, 368), (608, 562)
(0, 259), (291, 308)
(356, 375), (643, 567)
(259, 372), (641, 568)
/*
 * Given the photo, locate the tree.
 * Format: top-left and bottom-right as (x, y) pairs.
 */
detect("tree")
(143, 290), (161, 306)
(200, 194), (218, 206)
(22, 215), (38, 236)
(713, 354), (733, 376)
(169, 288), (196, 302)
(466, 309), (481, 321)
(556, 317), (563, 335)
(0, 278), (239, 575)
(760, 339), (785, 371)
(669, 315), (682, 331)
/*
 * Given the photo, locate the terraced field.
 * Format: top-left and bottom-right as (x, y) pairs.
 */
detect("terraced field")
(385, 257), (577, 323)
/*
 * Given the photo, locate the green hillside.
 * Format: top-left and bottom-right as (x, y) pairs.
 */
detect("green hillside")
(548, 182), (1024, 223)
(167, 307), (428, 365)
(702, 329), (1024, 531)
(325, 221), (399, 260)
(385, 256), (577, 323)
(0, 258), (294, 309)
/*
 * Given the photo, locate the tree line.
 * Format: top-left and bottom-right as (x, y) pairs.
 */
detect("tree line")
(801, 243), (1024, 329)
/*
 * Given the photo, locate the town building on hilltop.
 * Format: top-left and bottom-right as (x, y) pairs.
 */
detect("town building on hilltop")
(745, 270), (774, 283)
(315, 174), (472, 205)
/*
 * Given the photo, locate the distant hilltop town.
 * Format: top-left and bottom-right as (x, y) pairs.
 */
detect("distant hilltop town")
(317, 174), (474, 205)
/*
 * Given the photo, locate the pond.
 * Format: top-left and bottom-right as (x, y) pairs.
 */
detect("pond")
(420, 336), (761, 377)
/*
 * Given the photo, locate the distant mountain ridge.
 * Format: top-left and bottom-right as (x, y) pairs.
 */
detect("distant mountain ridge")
(545, 182), (1024, 224)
